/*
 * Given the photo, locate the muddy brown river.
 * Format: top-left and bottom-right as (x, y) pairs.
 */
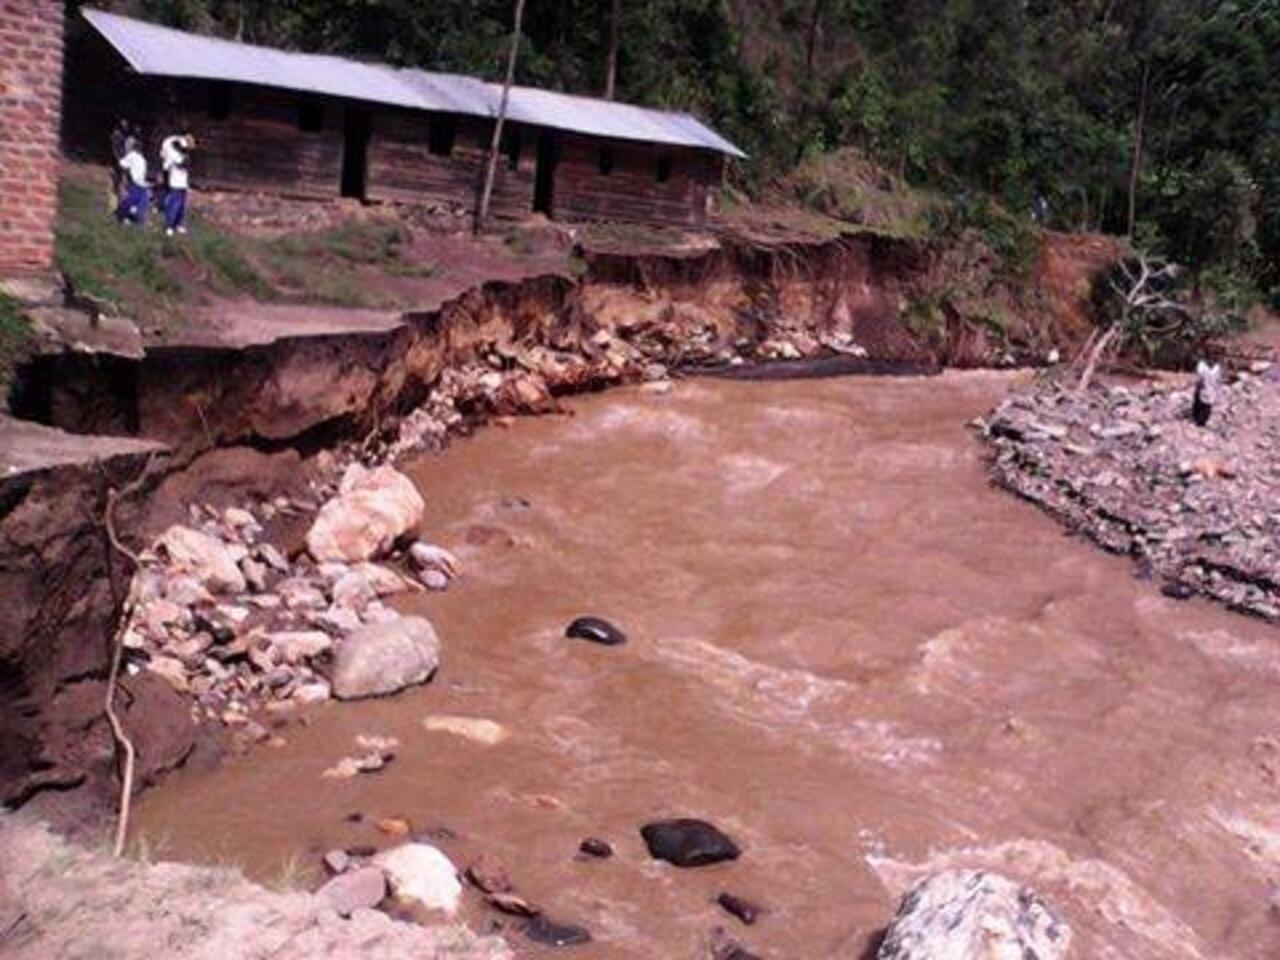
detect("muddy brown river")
(135, 372), (1280, 959)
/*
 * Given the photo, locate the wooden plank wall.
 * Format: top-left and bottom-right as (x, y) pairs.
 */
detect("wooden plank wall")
(550, 133), (716, 227)
(366, 111), (534, 218)
(163, 85), (343, 199)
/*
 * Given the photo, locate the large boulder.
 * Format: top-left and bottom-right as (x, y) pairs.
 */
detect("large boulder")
(306, 465), (425, 563)
(375, 842), (462, 914)
(157, 526), (246, 595)
(330, 616), (441, 700)
(640, 818), (741, 867)
(877, 871), (1071, 960)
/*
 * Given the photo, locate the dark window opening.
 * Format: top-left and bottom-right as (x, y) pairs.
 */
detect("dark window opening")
(342, 107), (371, 200)
(207, 82), (232, 120)
(534, 131), (558, 216)
(428, 115), (457, 157)
(298, 98), (324, 133)
(597, 147), (615, 176)
(503, 127), (521, 171)
(656, 155), (673, 184)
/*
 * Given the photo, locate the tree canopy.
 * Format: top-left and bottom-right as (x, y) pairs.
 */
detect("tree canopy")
(99, 0), (1280, 301)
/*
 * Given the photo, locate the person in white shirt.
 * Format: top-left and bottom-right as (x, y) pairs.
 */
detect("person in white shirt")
(161, 132), (194, 236)
(115, 137), (149, 225)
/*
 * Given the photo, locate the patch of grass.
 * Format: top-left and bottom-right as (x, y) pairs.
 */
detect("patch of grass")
(0, 291), (34, 403)
(54, 167), (437, 325)
(781, 148), (933, 238)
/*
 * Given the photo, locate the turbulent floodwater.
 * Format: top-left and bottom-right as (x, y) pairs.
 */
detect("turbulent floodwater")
(135, 372), (1280, 959)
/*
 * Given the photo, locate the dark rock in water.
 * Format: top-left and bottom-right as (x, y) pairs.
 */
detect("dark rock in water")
(1161, 580), (1195, 600)
(716, 892), (762, 925)
(640, 818), (741, 867)
(578, 837), (613, 859)
(523, 915), (592, 947)
(566, 616), (627, 646)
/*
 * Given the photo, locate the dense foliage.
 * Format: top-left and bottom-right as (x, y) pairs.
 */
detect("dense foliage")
(97, 0), (1280, 302)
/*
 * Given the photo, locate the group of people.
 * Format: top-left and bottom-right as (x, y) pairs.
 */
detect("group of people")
(110, 119), (195, 236)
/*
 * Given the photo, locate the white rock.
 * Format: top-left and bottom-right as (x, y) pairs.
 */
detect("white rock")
(157, 526), (247, 595)
(419, 569), (449, 592)
(147, 655), (189, 690)
(360, 602), (400, 625)
(265, 630), (333, 665)
(408, 542), (460, 579)
(332, 571), (378, 610)
(422, 715), (508, 745)
(352, 563), (411, 596)
(331, 616), (441, 700)
(276, 578), (327, 610)
(877, 871), (1070, 960)
(293, 680), (332, 704)
(240, 557), (268, 593)
(374, 843), (462, 914)
(224, 507), (257, 528)
(307, 466), (425, 563)
(257, 543), (289, 572)
(314, 604), (363, 634)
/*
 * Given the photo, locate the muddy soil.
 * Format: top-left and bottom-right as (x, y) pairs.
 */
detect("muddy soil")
(128, 372), (1280, 959)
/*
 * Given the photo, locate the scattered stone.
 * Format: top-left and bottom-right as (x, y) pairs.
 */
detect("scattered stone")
(292, 680), (332, 704)
(640, 819), (741, 867)
(716, 893), (762, 925)
(577, 838), (613, 859)
(565, 616), (627, 646)
(375, 842), (463, 914)
(323, 849), (351, 875)
(485, 891), (538, 917)
(984, 376), (1280, 623)
(422, 715), (509, 745)
(240, 557), (268, 593)
(316, 865), (387, 917)
(158, 525), (247, 594)
(257, 543), (289, 572)
(522, 915), (592, 948)
(376, 816), (413, 837)
(419, 569), (450, 591)
(331, 616), (442, 700)
(306, 464), (425, 563)
(409, 542), (461, 578)
(876, 870), (1071, 960)
(265, 630), (333, 665)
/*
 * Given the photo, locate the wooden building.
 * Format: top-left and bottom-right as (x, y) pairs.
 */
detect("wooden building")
(68, 9), (744, 228)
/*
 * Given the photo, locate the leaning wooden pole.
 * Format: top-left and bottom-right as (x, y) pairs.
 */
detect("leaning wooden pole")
(476, 0), (526, 233)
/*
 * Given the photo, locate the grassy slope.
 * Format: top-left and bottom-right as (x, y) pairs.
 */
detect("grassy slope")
(54, 168), (433, 333)
(0, 292), (33, 400)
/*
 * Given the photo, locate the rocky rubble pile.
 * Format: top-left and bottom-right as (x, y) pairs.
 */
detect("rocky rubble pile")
(982, 365), (1280, 621)
(381, 321), (869, 459)
(120, 462), (459, 742)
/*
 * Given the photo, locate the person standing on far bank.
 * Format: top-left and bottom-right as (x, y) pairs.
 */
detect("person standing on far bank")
(161, 132), (194, 236)
(115, 136), (149, 225)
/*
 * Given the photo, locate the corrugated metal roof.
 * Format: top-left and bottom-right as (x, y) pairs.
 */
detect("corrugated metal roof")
(81, 8), (746, 158)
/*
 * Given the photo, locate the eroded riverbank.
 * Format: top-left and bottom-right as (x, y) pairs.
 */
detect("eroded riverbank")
(129, 372), (1280, 958)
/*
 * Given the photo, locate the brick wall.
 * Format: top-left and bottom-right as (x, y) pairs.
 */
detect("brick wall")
(0, 1), (65, 275)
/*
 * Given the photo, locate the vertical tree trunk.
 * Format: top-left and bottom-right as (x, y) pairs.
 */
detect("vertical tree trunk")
(604, 0), (621, 100)
(476, 0), (526, 233)
(1126, 60), (1150, 238)
(805, 0), (825, 77)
